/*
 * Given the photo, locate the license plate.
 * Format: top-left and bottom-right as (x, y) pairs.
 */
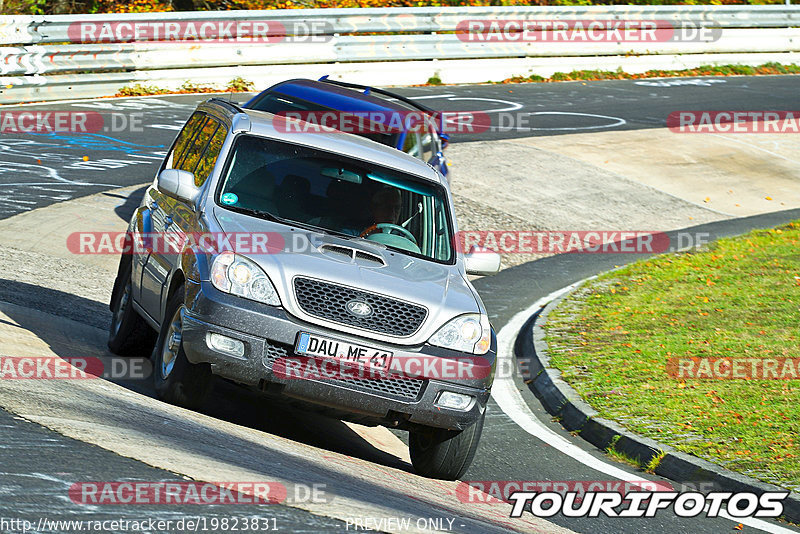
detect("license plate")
(295, 332), (392, 371)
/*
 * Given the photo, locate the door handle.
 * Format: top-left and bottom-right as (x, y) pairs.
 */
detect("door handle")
(164, 215), (173, 227)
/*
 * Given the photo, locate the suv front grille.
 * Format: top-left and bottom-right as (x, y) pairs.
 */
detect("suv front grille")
(263, 340), (425, 401)
(293, 277), (427, 337)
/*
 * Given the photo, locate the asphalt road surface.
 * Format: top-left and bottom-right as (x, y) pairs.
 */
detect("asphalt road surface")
(1, 75), (798, 534)
(0, 75), (797, 219)
(0, 408), (347, 533)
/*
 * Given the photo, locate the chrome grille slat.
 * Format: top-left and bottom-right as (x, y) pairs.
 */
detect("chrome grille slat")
(293, 277), (427, 337)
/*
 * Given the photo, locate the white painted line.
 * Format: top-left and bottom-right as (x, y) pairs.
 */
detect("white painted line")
(410, 93), (524, 113)
(0, 197), (37, 205)
(409, 94), (457, 99)
(493, 280), (795, 534)
(0, 182), (120, 187)
(523, 112), (626, 131)
(443, 97), (524, 113)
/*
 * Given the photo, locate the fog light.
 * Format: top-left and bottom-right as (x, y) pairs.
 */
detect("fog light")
(435, 391), (474, 411)
(207, 333), (245, 358)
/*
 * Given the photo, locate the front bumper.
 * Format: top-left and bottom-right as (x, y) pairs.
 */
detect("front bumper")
(181, 280), (495, 431)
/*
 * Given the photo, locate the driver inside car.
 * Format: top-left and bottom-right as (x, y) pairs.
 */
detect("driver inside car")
(361, 187), (402, 236)
(358, 187), (421, 254)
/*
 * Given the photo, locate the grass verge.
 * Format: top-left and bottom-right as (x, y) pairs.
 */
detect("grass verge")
(116, 77), (255, 97)
(114, 62), (800, 98)
(545, 222), (800, 491)
(496, 62), (800, 84)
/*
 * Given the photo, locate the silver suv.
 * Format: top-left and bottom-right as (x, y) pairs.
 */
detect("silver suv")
(108, 98), (500, 480)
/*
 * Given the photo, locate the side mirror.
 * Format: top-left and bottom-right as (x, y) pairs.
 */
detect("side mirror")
(157, 169), (200, 204)
(464, 247), (501, 276)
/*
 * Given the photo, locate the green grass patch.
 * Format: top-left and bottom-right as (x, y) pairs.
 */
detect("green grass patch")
(226, 77), (255, 92)
(545, 222), (800, 491)
(645, 450), (667, 474)
(116, 78), (257, 98)
(178, 80), (218, 94)
(605, 435), (645, 469)
(116, 83), (169, 97)
(499, 62), (800, 84)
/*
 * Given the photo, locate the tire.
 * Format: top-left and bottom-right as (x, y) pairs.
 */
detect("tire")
(409, 411), (485, 480)
(108, 257), (155, 355)
(152, 284), (212, 409)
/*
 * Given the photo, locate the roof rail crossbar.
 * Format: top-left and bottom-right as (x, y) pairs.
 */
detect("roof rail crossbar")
(317, 78), (435, 115)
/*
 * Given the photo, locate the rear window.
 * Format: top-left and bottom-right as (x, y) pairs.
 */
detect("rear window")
(248, 91), (400, 148)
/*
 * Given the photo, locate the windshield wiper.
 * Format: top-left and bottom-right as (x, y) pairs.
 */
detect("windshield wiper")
(229, 206), (282, 223)
(228, 205), (356, 240)
(277, 218), (356, 240)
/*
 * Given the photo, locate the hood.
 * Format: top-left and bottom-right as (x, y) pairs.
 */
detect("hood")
(212, 206), (480, 346)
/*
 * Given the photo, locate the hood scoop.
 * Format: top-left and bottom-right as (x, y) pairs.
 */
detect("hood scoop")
(318, 244), (387, 267)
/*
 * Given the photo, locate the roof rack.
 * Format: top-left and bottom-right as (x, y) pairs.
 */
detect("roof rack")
(208, 97), (245, 113)
(317, 78), (435, 115)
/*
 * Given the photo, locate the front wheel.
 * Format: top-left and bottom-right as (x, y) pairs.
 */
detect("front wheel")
(152, 284), (212, 409)
(409, 411), (485, 480)
(108, 258), (155, 356)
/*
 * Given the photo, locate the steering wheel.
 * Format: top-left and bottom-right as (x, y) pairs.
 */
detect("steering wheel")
(360, 223), (418, 245)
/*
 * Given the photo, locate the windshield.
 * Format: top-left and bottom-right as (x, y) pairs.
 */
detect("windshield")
(216, 135), (454, 263)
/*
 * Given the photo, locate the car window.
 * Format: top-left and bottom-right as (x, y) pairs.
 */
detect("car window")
(403, 132), (421, 158)
(249, 91), (400, 148)
(165, 112), (206, 170)
(192, 122), (228, 187)
(180, 118), (219, 175)
(421, 131), (433, 163)
(248, 92), (328, 114)
(217, 135), (454, 264)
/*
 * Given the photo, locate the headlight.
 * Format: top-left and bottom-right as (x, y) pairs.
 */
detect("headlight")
(428, 313), (491, 355)
(210, 251), (280, 306)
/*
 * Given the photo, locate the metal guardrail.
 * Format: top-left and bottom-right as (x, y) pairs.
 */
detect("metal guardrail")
(0, 6), (798, 103)
(2, 28), (800, 77)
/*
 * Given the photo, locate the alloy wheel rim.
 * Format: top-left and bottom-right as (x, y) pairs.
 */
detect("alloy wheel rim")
(111, 282), (130, 336)
(160, 306), (183, 380)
